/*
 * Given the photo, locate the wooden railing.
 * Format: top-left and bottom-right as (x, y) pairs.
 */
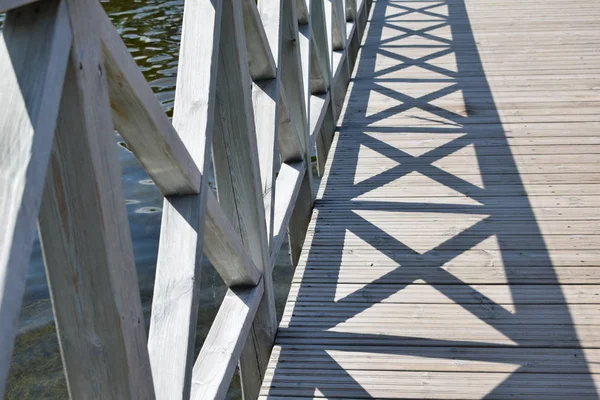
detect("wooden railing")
(0, 0), (370, 398)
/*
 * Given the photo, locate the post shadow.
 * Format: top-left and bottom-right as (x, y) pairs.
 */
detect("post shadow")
(265, 0), (599, 398)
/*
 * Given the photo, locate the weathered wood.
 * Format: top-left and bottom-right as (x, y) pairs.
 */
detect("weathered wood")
(0, 0), (71, 394)
(280, 0), (310, 167)
(331, 0), (346, 51)
(286, 0), (316, 270)
(190, 281), (264, 400)
(310, 0), (333, 95)
(39, 28), (154, 398)
(287, 171), (314, 266)
(269, 161), (308, 269)
(147, 0), (222, 398)
(90, 0), (201, 196)
(242, 0), (276, 80)
(277, 85), (306, 162)
(313, 94), (337, 175)
(212, 1), (277, 398)
(309, 0), (338, 176)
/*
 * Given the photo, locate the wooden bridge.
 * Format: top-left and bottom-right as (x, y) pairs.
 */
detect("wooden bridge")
(0, 0), (599, 398)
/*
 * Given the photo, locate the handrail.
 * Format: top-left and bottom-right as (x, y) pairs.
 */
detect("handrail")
(0, 0), (371, 398)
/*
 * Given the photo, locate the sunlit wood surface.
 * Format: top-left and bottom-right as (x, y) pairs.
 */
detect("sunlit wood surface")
(260, 0), (600, 397)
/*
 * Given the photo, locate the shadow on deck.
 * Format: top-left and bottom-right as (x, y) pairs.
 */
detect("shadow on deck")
(263, 0), (600, 398)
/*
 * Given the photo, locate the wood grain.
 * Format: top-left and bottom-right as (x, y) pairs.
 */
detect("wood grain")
(39, 0), (155, 396)
(211, 1), (276, 398)
(93, 0), (201, 196)
(0, 0), (71, 394)
(190, 281), (264, 400)
(147, 0), (222, 397)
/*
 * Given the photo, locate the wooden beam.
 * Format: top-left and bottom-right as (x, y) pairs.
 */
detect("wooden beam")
(280, 0), (310, 167)
(288, 0), (315, 268)
(211, 1), (276, 399)
(190, 281), (264, 400)
(256, 0), (306, 164)
(88, 0), (202, 196)
(310, 0), (338, 176)
(38, 22), (155, 397)
(332, 0), (347, 50)
(0, 0), (71, 394)
(288, 168), (314, 266)
(241, 0), (276, 81)
(147, 0), (222, 398)
(269, 161), (308, 269)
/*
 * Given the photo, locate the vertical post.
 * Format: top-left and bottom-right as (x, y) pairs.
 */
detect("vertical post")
(211, 0), (277, 398)
(331, 0), (351, 115)
(38, 0), (156, 397)
(0, 0), (71, 393)
(311, 0), (338, 176)
(147, 0), (222, 398)
(284, 0), (316, 266)
(39, 39), (155, 400)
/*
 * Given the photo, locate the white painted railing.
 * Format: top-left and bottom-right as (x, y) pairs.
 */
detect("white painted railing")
(0, 0), (371, 398)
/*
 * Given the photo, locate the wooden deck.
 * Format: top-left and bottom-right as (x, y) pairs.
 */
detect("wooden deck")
(261, 0), (600, 398)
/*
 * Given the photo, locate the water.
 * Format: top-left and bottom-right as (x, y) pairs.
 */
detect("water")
(1, 2), (309, 398)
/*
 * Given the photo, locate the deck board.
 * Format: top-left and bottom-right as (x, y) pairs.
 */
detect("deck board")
(261, 0), (600, 398)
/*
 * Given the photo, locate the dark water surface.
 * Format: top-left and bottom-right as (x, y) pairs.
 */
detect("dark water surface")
(1, 2), (306, 398)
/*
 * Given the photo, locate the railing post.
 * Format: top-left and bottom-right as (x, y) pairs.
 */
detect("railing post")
(0, 0), (71, 393)
(39, 33), (156, 399)
(147, 0), (223, 397)
(210, 1), (277, 398)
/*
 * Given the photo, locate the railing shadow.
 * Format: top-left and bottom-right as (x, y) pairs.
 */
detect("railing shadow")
(266, 0), (599, 398)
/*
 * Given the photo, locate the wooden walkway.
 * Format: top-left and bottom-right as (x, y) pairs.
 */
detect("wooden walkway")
(261, 0), (600, 398)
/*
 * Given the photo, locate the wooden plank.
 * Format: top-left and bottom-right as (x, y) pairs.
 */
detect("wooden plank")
(280, 0), (309, 161)
(0, 0), (71, 394)
(256, 0), (306, 164)
(190, 281), (264, 400)
(270, 161), (308, 269)
(89, 0), (201, 196)
(147, 0), (222, 397)
(211, 1), (276, 398)
(261, 371), (600, 399)
(288, 284), (600, 305)
(269, 346), (600, 373)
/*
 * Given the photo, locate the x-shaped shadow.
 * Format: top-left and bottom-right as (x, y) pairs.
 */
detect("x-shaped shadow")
(265, 0), (599, 398)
